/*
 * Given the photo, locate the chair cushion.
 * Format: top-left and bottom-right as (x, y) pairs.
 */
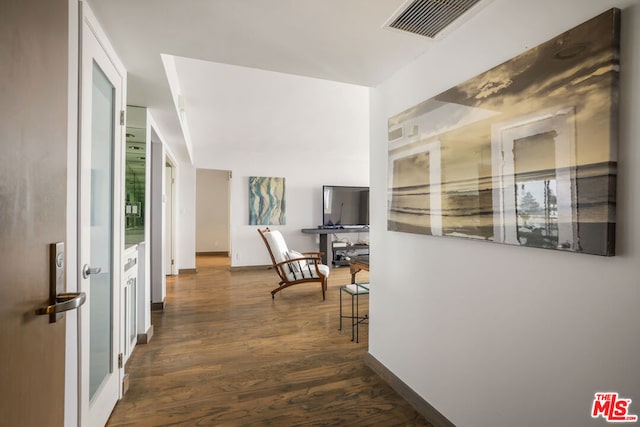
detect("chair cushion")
(285, 263), (330, 282)
(263, 230), (289, 264)
(285, 250), (308, 272)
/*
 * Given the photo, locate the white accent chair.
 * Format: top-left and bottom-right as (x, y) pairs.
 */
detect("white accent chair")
(258, 228), (330, 300)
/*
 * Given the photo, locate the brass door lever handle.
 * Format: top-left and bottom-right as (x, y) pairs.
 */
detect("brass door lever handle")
(36, 292), (86, 316)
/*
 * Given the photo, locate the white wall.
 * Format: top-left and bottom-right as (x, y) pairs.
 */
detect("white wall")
(196, 169), (230, 253)
(369, 1), (640, 427)
(137, 109), (154, 336)
(150, 139), (166, 302)
(177, 163), (196, 270)
(177, 63), (370, 267)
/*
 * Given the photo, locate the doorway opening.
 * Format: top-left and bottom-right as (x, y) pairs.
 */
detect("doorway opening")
(195, 169), (231, 268)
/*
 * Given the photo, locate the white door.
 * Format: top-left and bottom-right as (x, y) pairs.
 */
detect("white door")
(78, 8), (125, 426)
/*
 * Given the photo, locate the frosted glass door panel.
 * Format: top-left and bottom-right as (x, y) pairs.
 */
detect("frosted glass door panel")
(89, 62), (114, 400)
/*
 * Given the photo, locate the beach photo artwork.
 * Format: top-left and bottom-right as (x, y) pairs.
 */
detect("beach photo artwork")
(387, 9), (620, 256)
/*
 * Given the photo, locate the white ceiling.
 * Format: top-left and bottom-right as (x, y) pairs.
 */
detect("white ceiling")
(87, 0), (438, 162)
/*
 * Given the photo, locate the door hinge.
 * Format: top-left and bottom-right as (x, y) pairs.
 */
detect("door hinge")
(171, 259), (174, 265)
(118, 353), (123, 369)
(120, 110), (125, 126)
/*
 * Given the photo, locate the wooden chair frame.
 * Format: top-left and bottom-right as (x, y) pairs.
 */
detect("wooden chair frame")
(258, 228), (328, 300)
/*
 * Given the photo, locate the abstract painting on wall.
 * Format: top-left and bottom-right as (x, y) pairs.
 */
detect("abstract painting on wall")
(249, 176), (286, 225)
(387, 9), (620, 256)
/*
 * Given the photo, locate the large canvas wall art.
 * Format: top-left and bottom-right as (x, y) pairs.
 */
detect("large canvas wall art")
(249, 176), (286, 225)
(387, 9), (620, 256)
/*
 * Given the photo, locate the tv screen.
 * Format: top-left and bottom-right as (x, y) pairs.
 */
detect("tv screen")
(322, 185), (369, 227)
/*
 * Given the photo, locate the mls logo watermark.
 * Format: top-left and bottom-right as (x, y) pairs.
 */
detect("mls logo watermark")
(592, 393), (638, 423)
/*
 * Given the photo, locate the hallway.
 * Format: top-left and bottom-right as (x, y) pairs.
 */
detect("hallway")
(106, 255), (429, 426)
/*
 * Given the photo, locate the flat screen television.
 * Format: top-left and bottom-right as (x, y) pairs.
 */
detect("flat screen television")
(322, 185), (369, 227)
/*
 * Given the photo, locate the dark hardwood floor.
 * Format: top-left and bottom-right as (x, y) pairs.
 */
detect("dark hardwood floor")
(107, 255), (430, 426)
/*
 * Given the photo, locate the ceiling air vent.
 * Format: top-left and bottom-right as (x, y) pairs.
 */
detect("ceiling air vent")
(386, 0), (483, 39)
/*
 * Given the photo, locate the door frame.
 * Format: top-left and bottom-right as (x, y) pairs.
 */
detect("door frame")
(65, 0), (81, 425)
(78, 2), (127, 425)
(151, 133), (178, 306)
(165, 156), (178, 276)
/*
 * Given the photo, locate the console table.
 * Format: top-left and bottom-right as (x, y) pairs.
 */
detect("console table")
(349, 255), (369, 284)
(301, 227), (369, 265)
